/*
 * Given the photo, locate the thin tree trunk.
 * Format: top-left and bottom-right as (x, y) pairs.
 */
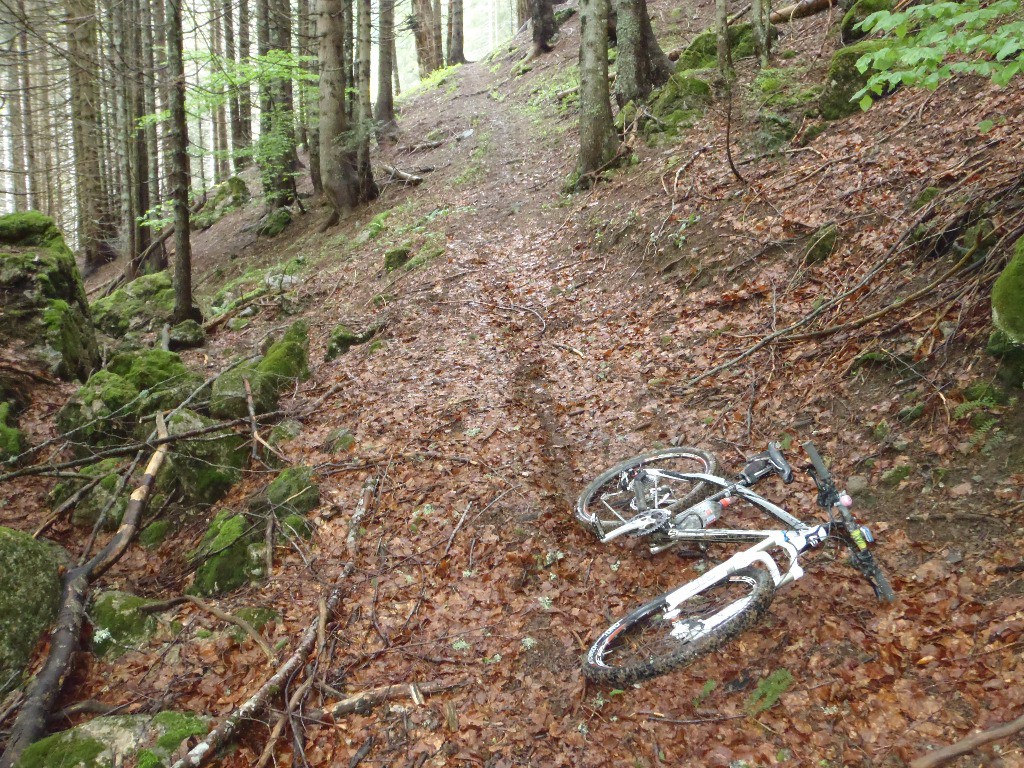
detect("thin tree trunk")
(375, 0), (397, 137)
(447, 0), (466, 64)
(530, 0), (556, 57)
(576, 0), (617, 185)
(167, 0), (197, 322)
(142, 0), (162, 270)
(356, 0), (379, 201)
(238, 0), (253, 164)
(297, 0), (311, 151)
(17, 0), (42, 211)
(8, 34), (28, 211)
(211, 0), (230, 182)
(716, 0), (732, 79)
(224, 0), (242, 174)
(305, 0), (322, 192)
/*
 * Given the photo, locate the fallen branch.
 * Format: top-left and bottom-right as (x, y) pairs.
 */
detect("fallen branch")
(380, 164), (424, 185)
(310, 679), (465, 719)
(0, 415), (170, 768)
(910, 712), (1024, 768)
(770, 0), (835, 23)
(399, 139), (444, 152)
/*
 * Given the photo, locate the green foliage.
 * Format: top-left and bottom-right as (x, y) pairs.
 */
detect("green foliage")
(407, 64), (463, 95)
(855, 0), (1024, 110)
(992, 235), (1024, 344)
(0, 402), (24, 462)
(746, 668), (794, 714)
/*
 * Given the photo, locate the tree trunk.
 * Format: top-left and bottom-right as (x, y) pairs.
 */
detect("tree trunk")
(7, 32), (28, 212)
(166, 0), (197, 323)
(530, 0), (556, 57)
(716, 0), (732, 79)
(318, 0), (360, 214)
(412, 0), (442, 76)
(130, 0), (151, 268)
(66, 0), (106, 267)
(447, 0), (466, 64)
(614, 0), (671, 106)
(304, 0), (322, 192)
(142, 0), (163, 271)
(356, 0), (379, 201)
(375, 0), (397, 137)
(237, 0), (253, 164)
(577, 0), (617, 185)
(224, 0), (244, 174)
(211, 0), (230, 182)
(17, 1), (42, 211)
(752, 0), (770, 65)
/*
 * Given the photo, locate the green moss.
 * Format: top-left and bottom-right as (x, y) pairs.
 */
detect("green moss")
(326, 428), (355, 452)
(0, 527), (61, 694)
(107, 349), (204, 412)
(0, 211), (64, 246)
(268, 419), (302, 448)
(803, 223), (839, 264)
(882, 465), (911, 486)
(554, 6), (576, 24)
(327, 324), (363, 360)
(406, 235), (447, 270)
(841, 0), (891, 43)
(992, 235), (1024, 344)
(281, 513), (312, 539)
(210, 360), (274, 418)
(754, 112), (797, 151)
(193, 177), (250, 230)
(91, 271), (175, 338)
(898, 403), (925, 422)
(16, 731), (107, 768)
(235, 607), (279, 630)
(913, 186), (941, 210)
(135, 750), (163, 768)
(987, 329), (1024, 388)
(168, 319), (206, 350)
(256, 208), (291, 237)
(820, 39), (889, 120)
(57, 370), (142, 448)
(151, 711), (209, 751)
(261, 466), (320, 517)
(255, 320), (310, 394)
(160, 409), (247, 505)
(140, 520), (172, 549)
(89, 590), (159, 657)
(189, 512), (263, 596)
(49, 459), (129, 530)
(677, 23), (757, 69)
(0, 402), (24, 461)
(384, 245), (413, 271)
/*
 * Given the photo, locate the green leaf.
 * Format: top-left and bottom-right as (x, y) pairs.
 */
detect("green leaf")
(977, 119), (994, 133)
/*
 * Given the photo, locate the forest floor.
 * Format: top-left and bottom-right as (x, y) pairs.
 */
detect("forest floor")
(5, 1), (1024, 766)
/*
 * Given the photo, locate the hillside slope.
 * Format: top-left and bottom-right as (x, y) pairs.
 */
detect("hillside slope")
(4, 3), (1024, 766)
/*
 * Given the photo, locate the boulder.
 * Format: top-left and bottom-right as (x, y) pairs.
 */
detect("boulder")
(620, 74), (713, 138)
(168, 319), (206, 350)
(210, 320), (310, 418)
(89, 590), (160, 657)
(326, 324), (363, 360)
(90, 271), (176, 338)
(802, 223), (839, 264)
(49, 459), (129, 530)
(159, 409), (248, 505)
(0, 211), (99, 380)
(192, 176), (250, 230)
(992, 235), (1024, 345)
(254, 465), (321, 518)
(15, 712), (209, 768)
(0, 526), (61, 694)
(56, 370), (142, 449)
(676, 23), (757, 69)
(384, 246), (413, 272)
(820, 39), (888, 120)
(840, 0), (891, 43)
(106, 348), (204, 413)
(188, 511), (264, 596)
(256, 208), (291, 238)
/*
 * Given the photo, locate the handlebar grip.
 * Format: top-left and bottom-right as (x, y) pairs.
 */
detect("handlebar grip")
(767, 442), (794, 484)
(802, 441), (831, 481)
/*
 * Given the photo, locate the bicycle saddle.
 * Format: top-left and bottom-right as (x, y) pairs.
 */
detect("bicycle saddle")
(739, 442), (795, 485)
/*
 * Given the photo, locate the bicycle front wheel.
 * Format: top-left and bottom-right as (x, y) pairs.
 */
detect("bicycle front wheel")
(575, 447), (720, 538)
(584, 566), (775, 686)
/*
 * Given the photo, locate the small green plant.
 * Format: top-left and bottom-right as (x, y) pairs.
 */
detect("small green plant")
(693, 679), (717, 707)
(746, 668), (794, 714)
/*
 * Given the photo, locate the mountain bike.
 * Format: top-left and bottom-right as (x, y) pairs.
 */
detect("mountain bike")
(574, 441), (895, 685)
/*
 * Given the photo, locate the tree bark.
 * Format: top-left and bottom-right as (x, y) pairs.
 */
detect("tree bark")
(7, 27), (28, 212)
(447, 0), (467, 64)
(412, 0), (443, 76)
(237, 0), (253, 164)
(303, 0), (323, 192)
(66, 0), (106, 267)
(375, 0), (397, 137)
(530, 0), (556, 57)
(716, 0), (732, 79)
(224, 0), (244, 173)
(318, 0), (360, 215)
(356, 0), (379, 202)
(211, 0), (231, 183)
(166, 0), (197, 323)
(576, 0), (617, 185)
(613, 0), (671, 106)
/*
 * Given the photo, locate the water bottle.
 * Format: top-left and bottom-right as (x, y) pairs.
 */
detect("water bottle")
(676, 499), (722, 529)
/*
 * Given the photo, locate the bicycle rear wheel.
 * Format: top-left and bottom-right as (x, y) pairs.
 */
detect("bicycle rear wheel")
(575, 447), (719, 538)
(584, 566), (775, 686)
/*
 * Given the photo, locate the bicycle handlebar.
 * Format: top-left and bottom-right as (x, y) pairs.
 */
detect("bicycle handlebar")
(767, 442), (794, 484)
(802, 441), (830, 482)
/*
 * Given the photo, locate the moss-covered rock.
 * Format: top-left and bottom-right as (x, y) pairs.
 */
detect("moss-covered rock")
(168, 319), (206, 350)
(256, 207), (292, 237)
(140, 519), (172, 549)
(56, 370), (142, 448)
(677, 23), (757, 69)
(384, 245), (413, 272)
(987, 329), (1024, 388)
(0, 526), (61, 694)
(268, 419), (302, 449)
(325, 427), (356, 453)
(193, 177), (250, 230)
(90, 271), (176, 338)
(188, 511), (263, 596)
(0, 212), (99, 380)
(993, 235), (1024, 345)
(16, 712), (210, 768)
(0, 401), (25, 462)
(841, 0), (890, 43)
(882, 465), (911, 486)
(913, 186), (941, 210)
(326, 324), (363, 360)
(256, 466), (321, 518)
(159, 409), (248, 505)
(107, 348), (204, 412)
(210, 322), (310, 418)
(89, 590), (160, 657)
(49, 459), (130, 530)
(649, 74), (712, 126)
(820, 39), (888, 120)
(803, 223), (839, 264)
